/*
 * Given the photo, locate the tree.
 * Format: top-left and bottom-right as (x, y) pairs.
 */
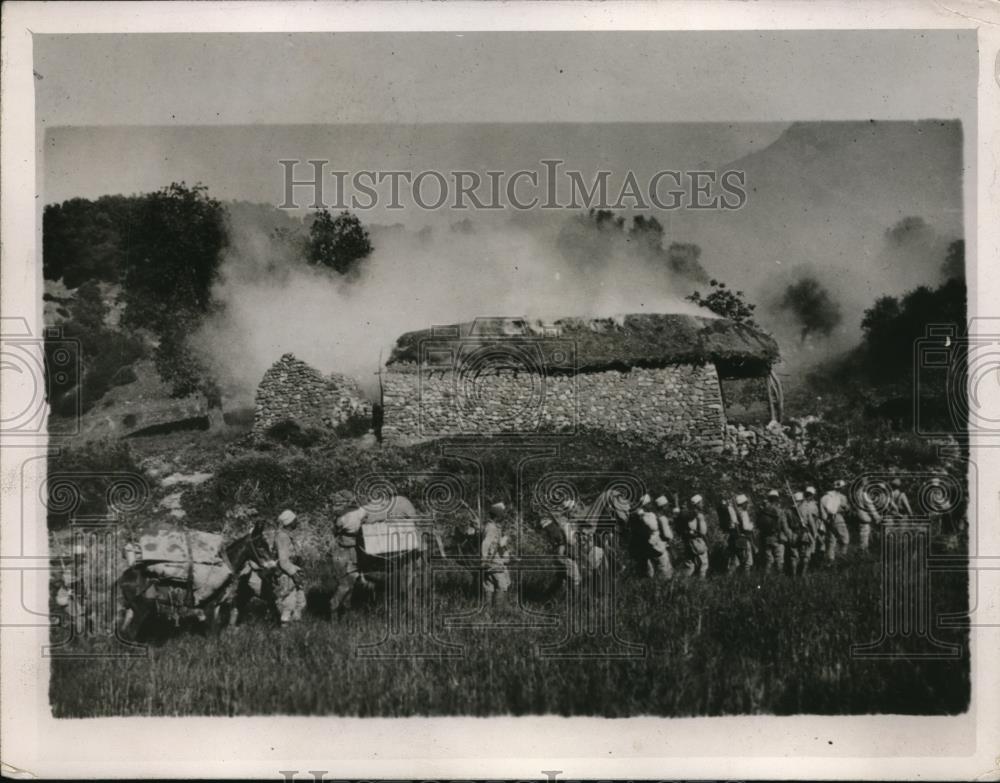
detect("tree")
(306, 209), (373, 277)
(686, 279), (758, 326)
(121, 182), (227, 333)
(120, 182), (228, 427)
(43, 195), (134, 286)
(778, 276), (842, 342)
(47, 281), (146, 416)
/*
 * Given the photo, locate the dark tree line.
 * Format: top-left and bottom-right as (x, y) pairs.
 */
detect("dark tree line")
(44, 189), (373, 421)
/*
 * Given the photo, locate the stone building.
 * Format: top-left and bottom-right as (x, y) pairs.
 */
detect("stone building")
(380, 314), (780, 451)
(253, 353), (372, 438)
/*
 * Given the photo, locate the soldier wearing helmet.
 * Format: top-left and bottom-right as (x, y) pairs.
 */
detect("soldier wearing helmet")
(889, 477), (914, 518)
(758, 489), (793, 573)
(726, 493), (756, 574)
(481, 501), (512, 608)
(820, 480), (851, 561)
(676, 494), (709, 578)
(272, 509), (306, 625)
(638, 494), (674, 581)
(788, 491), (817, 575)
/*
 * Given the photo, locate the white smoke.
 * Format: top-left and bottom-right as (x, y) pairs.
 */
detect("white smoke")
(193, 211), (708, 404)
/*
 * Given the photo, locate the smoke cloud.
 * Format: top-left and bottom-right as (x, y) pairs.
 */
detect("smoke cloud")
(194, 209), (709, 404)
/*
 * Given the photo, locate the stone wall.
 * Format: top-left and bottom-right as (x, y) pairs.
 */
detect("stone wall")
(253, 353), (372, 437)
(381, 362), (727, 449)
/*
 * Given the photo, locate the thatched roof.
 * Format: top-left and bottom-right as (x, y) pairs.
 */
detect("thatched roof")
(387, 313), (779, 376)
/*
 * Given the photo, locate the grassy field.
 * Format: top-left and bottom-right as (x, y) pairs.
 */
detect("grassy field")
(50, 550), (969, 717)
(47, 424), (969, 717)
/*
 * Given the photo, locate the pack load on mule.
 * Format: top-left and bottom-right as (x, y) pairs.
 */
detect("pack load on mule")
(118, 525), (242, 637)
(357, 495), (424, 558)
(139, 528), (232, 604)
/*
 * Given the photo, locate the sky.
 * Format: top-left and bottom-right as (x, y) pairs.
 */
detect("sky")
(31, 31), (977, 395)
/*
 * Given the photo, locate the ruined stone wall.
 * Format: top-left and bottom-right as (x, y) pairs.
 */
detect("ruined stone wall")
(381, 362), (726, 449)
(253, 353), (372, 437)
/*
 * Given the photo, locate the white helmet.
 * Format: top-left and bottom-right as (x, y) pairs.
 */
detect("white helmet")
(654, 495), (669, 508)
(638, 493), (652, 507)
(278, 509), (297, 527)
(767, 489), (780, 499)
(805, 486), (817, 496)
(793, 491), (804, 502)
(735, 494), (748, 506)
(690, 494), (704, 506)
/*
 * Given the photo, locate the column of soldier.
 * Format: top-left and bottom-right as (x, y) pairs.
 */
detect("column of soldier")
(532, 476), (952, 588)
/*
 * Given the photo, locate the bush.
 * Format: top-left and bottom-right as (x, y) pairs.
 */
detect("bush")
(264, 420), (323, 448)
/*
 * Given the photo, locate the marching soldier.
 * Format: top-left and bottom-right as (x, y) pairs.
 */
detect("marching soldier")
(889, 478), (914, 518)
(56, 542), (91, 635)
(821, 480), (851, 561)
(274, 509), (306, 626)
(789, 491), (817, 575)
(758, 489), (793, 573)
(654, 494), (678, 551)
(926, 476), (960, 536)
(726, 494), (755, 573)
(641, 495), (674, 581)
(677, 494), (709, 578)
(852, 483), (881, 553)
(628, 494), (655, 577)
(481, 501), (512, 608)
(803, 486), (823, 555)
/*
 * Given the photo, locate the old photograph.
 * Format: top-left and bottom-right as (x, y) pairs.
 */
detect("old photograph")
(3, 3), (999, 778)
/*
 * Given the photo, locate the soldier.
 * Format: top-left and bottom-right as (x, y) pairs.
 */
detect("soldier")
(56, 542), (90, 635)
(821, 480), (851, 561)
(538, 514), (580, 588)
(726, 494), (756, 573)
(273, 509), (306, 626)
(852, 483), (881, 553)
(799, 486), (826, 553)
(481, 501), (512, 608)
(789, 491), (817, 575)
(677, 494), (709, 578)
(626, 494), (654, 577)
(654, 494), (678, 550)
(641, 495), (674, 581)
(926, 476), (959, 536)
(889, 478), (914, 518)
(758, 489), (793, 573)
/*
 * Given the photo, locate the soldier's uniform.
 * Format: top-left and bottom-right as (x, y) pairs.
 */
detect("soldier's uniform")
(678, 495), (709, 578)
(641, 502), (674, 581)
(481, 502), (511, 605)
(55, 543), (91, 635)
(790, 492), (816, 575)
(273, 509), (306, 625)
(821, 481), (851, 561)
(758, 491), (792, 573)
(803, 486), (824, 555)
(726, 495), (755, 573)
(889, 479), (914, 519)
(853, 487), (881, 553)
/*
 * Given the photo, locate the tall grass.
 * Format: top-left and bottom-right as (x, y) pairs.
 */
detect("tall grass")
(50, 553), (968, 717)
